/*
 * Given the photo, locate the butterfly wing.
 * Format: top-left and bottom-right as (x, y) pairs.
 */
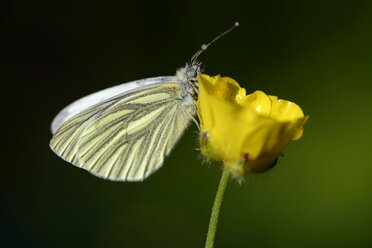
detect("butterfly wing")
(50, 78), (194, 181)
(51, 76), (173, 134)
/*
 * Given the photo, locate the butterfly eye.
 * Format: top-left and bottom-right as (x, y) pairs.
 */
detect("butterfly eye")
(199, 62), (205, 73)
(186, 63), (204, 79)
(186, 67), (197, 78)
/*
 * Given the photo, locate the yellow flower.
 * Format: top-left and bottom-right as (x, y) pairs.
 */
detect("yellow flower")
(197, 74), (308, 176)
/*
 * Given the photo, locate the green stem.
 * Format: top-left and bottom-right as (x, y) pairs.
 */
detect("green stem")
(205, 167), (230, 248)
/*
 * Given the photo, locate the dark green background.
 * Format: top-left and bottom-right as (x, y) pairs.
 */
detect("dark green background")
(2, 0), (372, 247)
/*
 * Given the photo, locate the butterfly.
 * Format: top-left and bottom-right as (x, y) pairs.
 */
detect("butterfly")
(50, 23), (239, 181)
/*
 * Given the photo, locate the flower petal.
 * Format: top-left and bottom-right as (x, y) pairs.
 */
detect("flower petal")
(239, 90), (272, 115)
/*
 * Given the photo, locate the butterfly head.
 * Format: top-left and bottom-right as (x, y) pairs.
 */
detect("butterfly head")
(178, 23), (239, 101)
(185, 61), (204, 78)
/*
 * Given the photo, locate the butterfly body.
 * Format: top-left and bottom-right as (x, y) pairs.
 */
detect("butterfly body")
(50, 63), (202, 181)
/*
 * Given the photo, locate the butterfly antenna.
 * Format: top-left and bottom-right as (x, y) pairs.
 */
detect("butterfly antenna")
(190, 22), (239, 63)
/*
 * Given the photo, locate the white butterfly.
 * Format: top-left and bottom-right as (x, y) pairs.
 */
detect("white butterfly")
(50, 23), (239, 181)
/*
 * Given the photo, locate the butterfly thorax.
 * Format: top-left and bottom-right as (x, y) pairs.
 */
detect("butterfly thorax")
(175, 61), (203, 102)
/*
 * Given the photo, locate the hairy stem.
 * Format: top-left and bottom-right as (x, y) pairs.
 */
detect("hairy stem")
(205, 167), (230, 248)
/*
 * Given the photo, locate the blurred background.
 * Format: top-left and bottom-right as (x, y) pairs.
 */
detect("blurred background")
(2, 0), (372, 247)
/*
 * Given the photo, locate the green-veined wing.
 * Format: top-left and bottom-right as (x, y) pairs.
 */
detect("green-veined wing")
(50, 78), (195, 181)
